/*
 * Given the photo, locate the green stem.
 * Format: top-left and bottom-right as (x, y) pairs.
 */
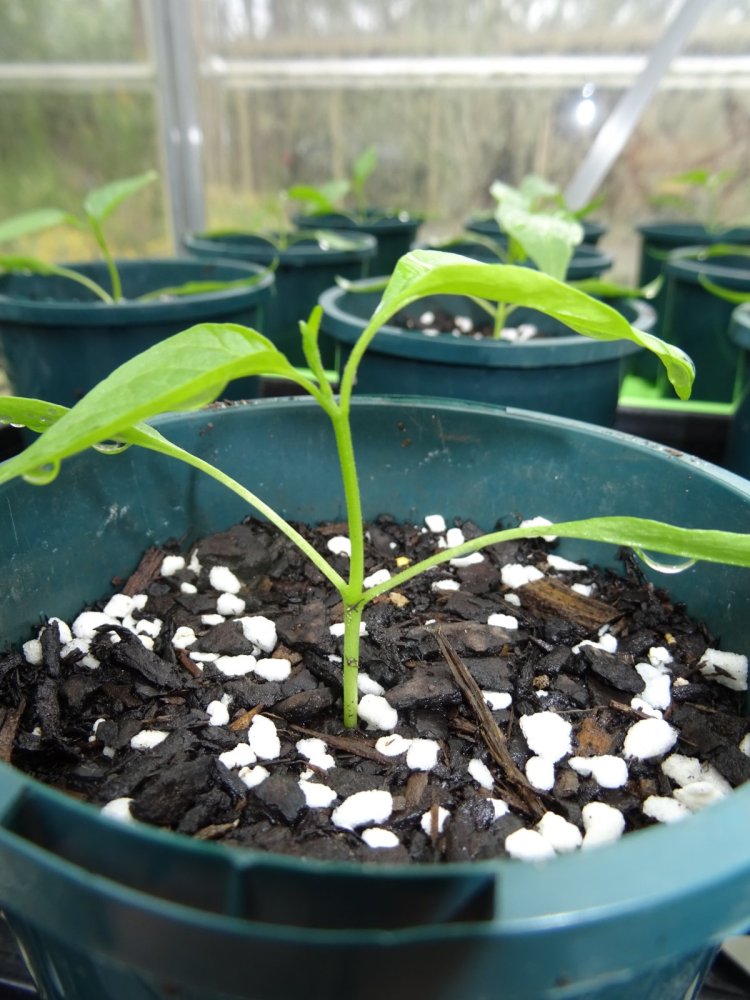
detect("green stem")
(328, 400), (365, 602)
(51, 265), (114, 304)
(342, 603), (363, 728)
(88, 217), (122, 301)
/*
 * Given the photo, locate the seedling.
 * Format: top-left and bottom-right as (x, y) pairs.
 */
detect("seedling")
(650, 168), (740, 234)
(0, 171), (269, 303)
(287, 145), (382, 221)
(2, 249), (750, 730)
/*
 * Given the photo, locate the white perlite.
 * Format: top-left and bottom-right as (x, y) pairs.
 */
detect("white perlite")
(327, 535), (351, 557)
(214, 654), (256, 678)
(571, 583), (594, 597)
(171, 626), (197, 650)
(525, 756), (556, 791)
(239, 616), (277, 653)
(573, 633), (618, 655)
(537, 811), (583, 853)
(216, 594), (245, 616)
(375, 734), (412, 757)
(100, 797), (135, 823)
(661, 753), (732, 795)
(130, 730), (169, 750)
(487, 613), (519, 630)
(406, 739), (440, 772)
(623, 718), (678, 760)
(299, 780), (337, 809)
(72, 611), (117, 640)
(22, 639), (43, 666)
(674, 781), (730, 811)
(206, 700), (230, 727)
(468, 758), (494, 790)
(504, 593), (521, 607)
(519, 712), (572, 762)
(505, 828), (556, 862)
(361, 827), (400, 849)
(103, 593), (137, 619)
(358, 673), (385, 696)
(332, 790), (393, 831)
(296, 737), (335, 771)
(160, 555), (185, 577)
(238, 765), (269, 789)
(329, 621), (368, 638)
(201, 613), (225, 627)
(445, 527), (465, 547)
(568, 755), (629, 789)
(49, 617), (74, 643)
(491, 799), (510, 819)
(363, 568), (391, 588)
(432, 579), (460, 592)
(642, 795), (691, 824)
(254, 658), (292, 682)
(209, 565), (241, 594)
(358, 694), (398, 731)
(424, 514), (446, 534)
(219, 743), (256, 770)
(248, 715), (281, 760)
(501, 564), (544, 589)
(180, 582), (198, 595)
(450, 552), (485, 568)
(698, 649), (748, 691)
(634, 661), (672, 712)
(135, 618), (161, 638)
(581, 802), (625, 848)
(483, 691), (512, 711)
(519, 516), (557, 542)
(420, 806), (450, 836)
(740, 734), (750, 757)
(546, 554), (587, 572)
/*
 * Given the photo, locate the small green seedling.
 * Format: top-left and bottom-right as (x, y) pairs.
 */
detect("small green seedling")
(3, 249), (750, 729)
(287, 145), (382, 221)
(650, 168), (740, 234)
(0, 171), (270, 304)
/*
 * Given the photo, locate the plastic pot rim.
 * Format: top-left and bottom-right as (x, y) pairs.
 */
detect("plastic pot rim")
(183, 231), (377, 267)
(665, 245), (750, 287)
(0, 257), (274, 327)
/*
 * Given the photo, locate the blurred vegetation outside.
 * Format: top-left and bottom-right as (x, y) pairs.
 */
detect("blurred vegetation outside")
(0, 0), (749, 281)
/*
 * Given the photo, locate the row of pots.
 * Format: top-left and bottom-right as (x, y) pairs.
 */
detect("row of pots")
(0, 222), (748, 998)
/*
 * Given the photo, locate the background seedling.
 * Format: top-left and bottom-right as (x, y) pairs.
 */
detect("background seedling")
(3, 249), (749, 730)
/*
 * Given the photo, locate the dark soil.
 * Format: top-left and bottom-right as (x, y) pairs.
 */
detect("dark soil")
(0, 515), (748, 865)
(393, 308), (538, 341)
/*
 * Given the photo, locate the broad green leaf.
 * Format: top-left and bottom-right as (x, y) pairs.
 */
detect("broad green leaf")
(569, 276), (663, 300)
(496, 203), (584, 281)
(83, 170), (158, 226)
(0, 323), (307, 487)
(287, 182), (349, 214)
(0, 256), (113, 302)
(0, 397), (69, 434)
(489, 180), (526, 210)
(0, 208), (80, 245)
(362, 250), (694, 400)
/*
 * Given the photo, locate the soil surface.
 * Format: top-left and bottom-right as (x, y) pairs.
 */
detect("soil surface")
(393, 308), (539, 342)
(1, 515), (748, 865)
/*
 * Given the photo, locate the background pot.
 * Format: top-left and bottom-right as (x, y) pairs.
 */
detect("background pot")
(1, 397), (748, 999)
(183, 231), (375, 369)
(0, 258), (274, 407)
(465, 214), (608, 246)
(293, 210), (423, 277)
(318, 283), (651, 426)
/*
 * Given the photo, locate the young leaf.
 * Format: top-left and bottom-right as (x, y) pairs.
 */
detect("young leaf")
(82, 170), (158, 226)
(496, 204), (583, 282)
(288, 181), (350, 215)
(0, 323), (313, 487)
(136, 270), (273, 301)
(569, 276), (663, 301)
(0, 256), (113, 303)
(0, 208), (80, 245)
(353, 250), (694, 401)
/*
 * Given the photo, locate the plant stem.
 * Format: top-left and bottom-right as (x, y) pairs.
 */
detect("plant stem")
(328, 401), (365, 602)
(51, 265), (114, 304)
(342, 603), (363, 728)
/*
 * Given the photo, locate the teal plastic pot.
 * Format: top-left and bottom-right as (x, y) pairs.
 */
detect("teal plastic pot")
(293, 210), (423, 277)
(724, 302), (750, 476)
(318, 284), (651, 426)
(659, 246), (750, 403)
(183, 232), (375, 367)
(0, 396), (749, 999)
(0, 259), (274, 406)
(466, 214), (608, 246)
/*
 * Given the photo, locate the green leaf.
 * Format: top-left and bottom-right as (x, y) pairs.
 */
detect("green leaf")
(352, 146), (377, 190)
(363, 250), (694, 401)
(496, 203), (584, 281)
(82, 170), (158, 226)
(0, 397), (69, 434)
(0, 208), (80, 245)
(313, 230), (366, 252)
(335, 274), (389, 293)
(287, 182), (349, 214)
(0, 323), (307, 487)
(570, 276), (663, 300)
(518, 174), (561, 209)
(136, 269), (273, 301)
(0, 256), (113, 303)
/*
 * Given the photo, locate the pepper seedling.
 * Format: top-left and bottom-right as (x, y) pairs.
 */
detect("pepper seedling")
(2, 249), (750, 729)
(287, 145), (380, 222)
(0, 171), (270, 303)
(649, 168), (741, 234)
